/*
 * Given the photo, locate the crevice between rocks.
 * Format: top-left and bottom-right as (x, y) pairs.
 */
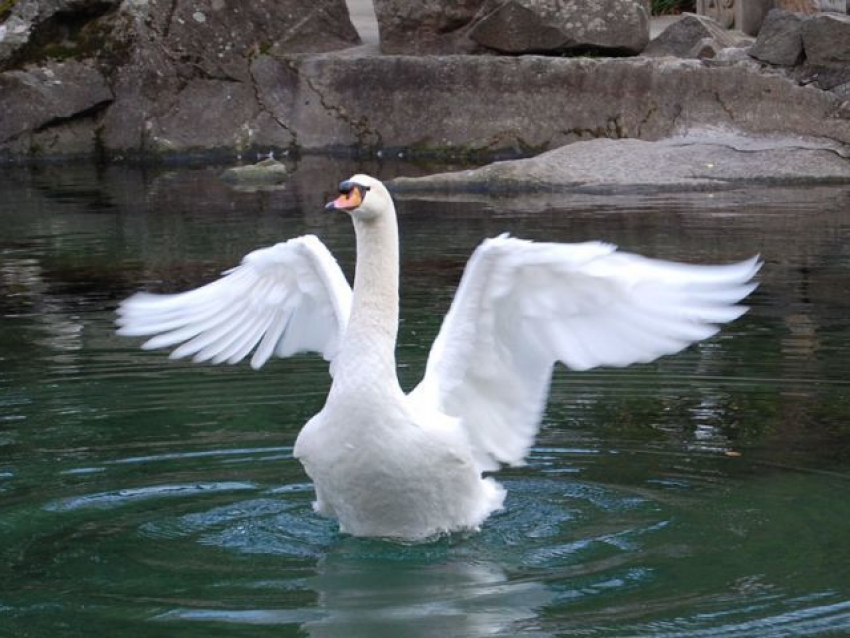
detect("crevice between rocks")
(248, 62), (299, 150)
(714, 91), (736, 121)
(286, 58), (383, 150)
(33, 99), (113, 134)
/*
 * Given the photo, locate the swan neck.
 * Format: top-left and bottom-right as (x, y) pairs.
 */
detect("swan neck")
(338, 211), (400, 378)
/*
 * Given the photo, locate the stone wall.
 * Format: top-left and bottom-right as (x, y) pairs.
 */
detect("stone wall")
(0, 0), (849, 163)
(0, 0), (361, 161)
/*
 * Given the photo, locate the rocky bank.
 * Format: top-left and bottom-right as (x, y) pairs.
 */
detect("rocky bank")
(0, 0), (848, 182)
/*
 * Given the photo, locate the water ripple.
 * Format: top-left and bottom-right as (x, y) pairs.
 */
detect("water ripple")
(44, 481), (258, 511)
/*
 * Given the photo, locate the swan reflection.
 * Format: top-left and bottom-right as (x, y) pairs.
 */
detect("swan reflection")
(302, 547), (554, 638)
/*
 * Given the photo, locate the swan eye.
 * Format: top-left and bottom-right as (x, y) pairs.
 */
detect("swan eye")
(338, 181), (370, 196)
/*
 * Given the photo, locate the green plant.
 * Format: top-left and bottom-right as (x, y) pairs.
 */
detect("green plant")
(651, 0), (695, 15)
(1, 0), (18, 23)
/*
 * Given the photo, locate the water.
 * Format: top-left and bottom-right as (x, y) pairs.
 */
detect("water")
(1, 160), (850, 637)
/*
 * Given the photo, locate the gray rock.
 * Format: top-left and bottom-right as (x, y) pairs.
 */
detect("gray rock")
(713, 46), (756, 64)
(221, 158), (288, 185)
(279, 56), (850, 154)
(0, 0), (123, 68)
(802, 13), (850, 67)
(372, 0), (485, 54)
(4, 51), (850, 161)
(149, 0), (361, 83)
(390, 132), (850, 195)
(775, 0), (847, 15)
(469, 0), (650, 55)
(643, 13), (745, 59)
(68, 0), (357, 156)
(144, 79), (264, 153)
(696, 0), (773, 36)
(750, 10), (806, 66)
(0, 59), (112, 144)
(833, 83), (850, 100)
(373, 0), (649, 55)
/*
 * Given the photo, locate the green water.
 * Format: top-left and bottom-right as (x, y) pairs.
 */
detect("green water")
(1, 162), (850, 637)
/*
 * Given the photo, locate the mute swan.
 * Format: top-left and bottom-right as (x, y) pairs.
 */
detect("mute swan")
(117, 174), (760, 540)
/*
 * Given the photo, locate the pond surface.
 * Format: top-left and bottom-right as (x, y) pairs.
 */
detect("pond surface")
(2, 160), (850, 637)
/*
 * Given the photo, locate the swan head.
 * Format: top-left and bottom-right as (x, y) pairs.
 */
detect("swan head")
(326, 174), (392, 223)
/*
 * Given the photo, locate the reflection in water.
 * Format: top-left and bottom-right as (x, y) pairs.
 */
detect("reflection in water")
(1, 257), (84, 361)
(304, 552), (553, 638)
(1, 165), (850, 636)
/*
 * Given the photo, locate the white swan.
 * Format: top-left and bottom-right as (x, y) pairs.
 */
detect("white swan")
(117, 174), (760, 540)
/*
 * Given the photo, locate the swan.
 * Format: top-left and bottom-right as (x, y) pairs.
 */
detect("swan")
(117, 174), (761, 541)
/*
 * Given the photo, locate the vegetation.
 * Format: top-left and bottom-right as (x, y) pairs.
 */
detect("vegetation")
(651, 0), (695, 15)
(1, 0), (18, 23)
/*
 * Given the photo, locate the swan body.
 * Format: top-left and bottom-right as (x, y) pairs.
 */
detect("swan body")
(117, 174), (761, 540)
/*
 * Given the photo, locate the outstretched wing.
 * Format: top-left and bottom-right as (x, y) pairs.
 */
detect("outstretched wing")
(408, 235), (760, 471)
(116, 235), (352, 372)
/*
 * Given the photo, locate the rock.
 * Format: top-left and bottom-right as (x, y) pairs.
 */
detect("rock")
(642, 14), (746, 59)
(144, 79), (267, 154)
(1, 0), (359, 73)
(372, 0), (486, 54)
(1, 0), (360, 158)
(279, 56), (850, 154)
(0, 0), (123, 69)
(0, 59), (112, 145)
(775, 0), (847, 15)
(749, 9), (806, 66)
(833, 83), (850, 100)
(221, 158), (288, 185)
(688, 37), (721, 59)
(696, 0), (773, 35)
(389, 131), (850, 195)
(469, 0), (650, 55)
(802, 13), (850, 67)
(712, 46), (757, 64)
(373, 0), (649, 55)
(147, 0), (361, 83)
(4, 49), (850, 161)
(790, 62), (850, 90)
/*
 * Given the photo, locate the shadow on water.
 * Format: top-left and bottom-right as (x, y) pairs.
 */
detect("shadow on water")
(1, 161), (850, 636)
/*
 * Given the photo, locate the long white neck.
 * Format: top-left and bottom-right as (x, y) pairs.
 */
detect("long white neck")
(333, 207), (400, 386)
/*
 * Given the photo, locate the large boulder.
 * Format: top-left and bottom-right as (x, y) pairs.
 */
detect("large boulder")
(278, 56), (850, 154)
(372, 0), (484, 54)
(0, 0), (360, 158)
(0, 59), (112, 149)
(389, 132), (850, 195)
(642, 13), (748, 59)
(695, 0), (773, 35)
(373, 0), (650, 55)
(0, 0), (123, 68)
(801, 13), (850, 67)
(1, 0), (359, 72)
(749, 9), (806, 66)
(774, 0), (847, 14)
(468, 0), (650, 55)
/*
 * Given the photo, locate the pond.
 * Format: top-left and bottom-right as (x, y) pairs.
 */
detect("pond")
(2, 160), (850, 637)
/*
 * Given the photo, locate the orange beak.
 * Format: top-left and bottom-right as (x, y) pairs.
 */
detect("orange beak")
(326, 186), (363, 211)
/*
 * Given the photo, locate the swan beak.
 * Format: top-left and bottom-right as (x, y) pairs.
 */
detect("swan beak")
(326, 181), (363, 212)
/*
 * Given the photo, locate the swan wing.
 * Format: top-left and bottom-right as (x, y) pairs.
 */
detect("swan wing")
(116, 235), (352, 371)
(409, 235), (760, 471)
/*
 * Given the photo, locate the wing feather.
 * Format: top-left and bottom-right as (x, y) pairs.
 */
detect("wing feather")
(409, 235), (760, 471)
(117, 235), (352, 372)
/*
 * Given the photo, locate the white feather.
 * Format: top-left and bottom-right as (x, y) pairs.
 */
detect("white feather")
(116, 236), (352, 372)
(409, 236), (761, 471)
